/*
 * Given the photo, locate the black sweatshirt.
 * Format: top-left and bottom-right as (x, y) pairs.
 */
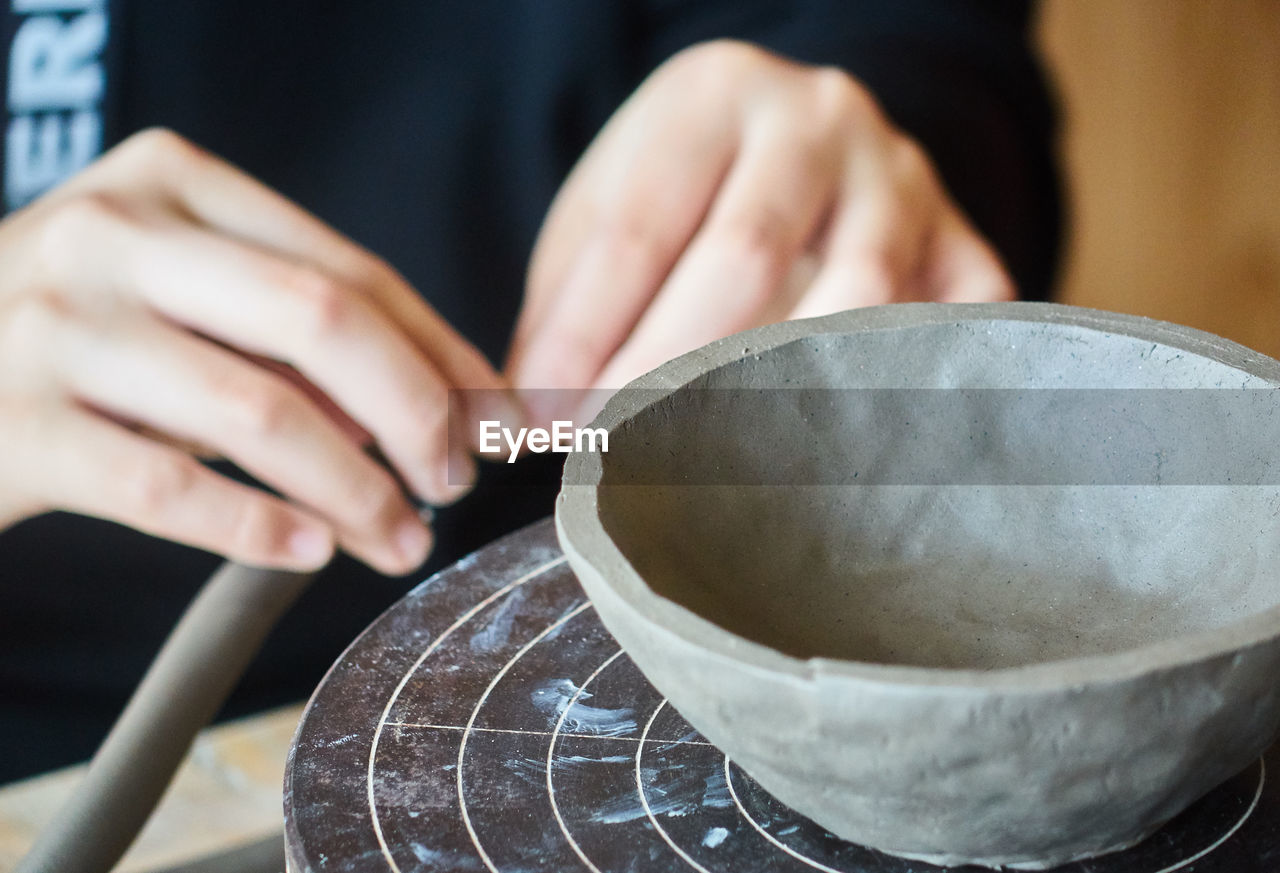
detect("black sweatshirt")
(0, 0), (1060, 781)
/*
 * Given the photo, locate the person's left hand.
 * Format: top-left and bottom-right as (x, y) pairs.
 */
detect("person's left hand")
(507, 40), (1013, 424)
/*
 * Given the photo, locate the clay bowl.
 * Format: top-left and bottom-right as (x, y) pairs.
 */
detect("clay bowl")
(555, 302), (1280, 869)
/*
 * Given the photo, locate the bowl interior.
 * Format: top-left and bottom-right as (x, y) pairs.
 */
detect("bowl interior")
(596, 318), (1280, 670)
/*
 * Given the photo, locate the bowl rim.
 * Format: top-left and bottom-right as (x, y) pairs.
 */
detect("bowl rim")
(556, 301), (1280, 691)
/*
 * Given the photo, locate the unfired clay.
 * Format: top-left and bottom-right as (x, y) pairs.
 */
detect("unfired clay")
(555, 302), (1280, 869)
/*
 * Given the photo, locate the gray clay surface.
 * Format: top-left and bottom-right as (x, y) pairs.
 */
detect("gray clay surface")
(555, 302), (1280, 869)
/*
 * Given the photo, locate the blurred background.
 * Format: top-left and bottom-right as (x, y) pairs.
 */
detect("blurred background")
(1038, 0), (1280, 356)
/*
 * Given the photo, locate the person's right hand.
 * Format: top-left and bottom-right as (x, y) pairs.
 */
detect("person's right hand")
(0, 128), (512, 575)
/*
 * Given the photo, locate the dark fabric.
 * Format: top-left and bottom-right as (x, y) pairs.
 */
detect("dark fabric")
(0, 0), (1061, 781)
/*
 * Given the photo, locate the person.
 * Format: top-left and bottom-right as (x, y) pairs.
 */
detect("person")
(0, 1), (1060, 781)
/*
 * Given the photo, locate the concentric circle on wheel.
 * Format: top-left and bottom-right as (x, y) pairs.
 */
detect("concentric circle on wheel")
(286, 518), (1280, 873)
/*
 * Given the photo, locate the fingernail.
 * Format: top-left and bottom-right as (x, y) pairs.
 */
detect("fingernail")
(289, 527), (333, 567)
(471, 388), (526, 432)
(395, 518), (432, 568)
(436, 447), (476, 504)
(524, 389), (572, 431)
(573, 389), (610, 426)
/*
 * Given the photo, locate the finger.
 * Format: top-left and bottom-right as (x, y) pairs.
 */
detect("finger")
(506, 91), (738, 421)
(239, 353), (373, 447)
(789, 139), (940, 320)
(0, 398), (56, 529)
(43, 203), (471, 506)
(36, 406), (335, 571)
(82, 130), (518, 438)
(516, 66), (740, 344)
(924, 210), (1017, 303)
(164, 149), (518, 421)
(58, 315), (432, 575)
(591, 121), (836, 392)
